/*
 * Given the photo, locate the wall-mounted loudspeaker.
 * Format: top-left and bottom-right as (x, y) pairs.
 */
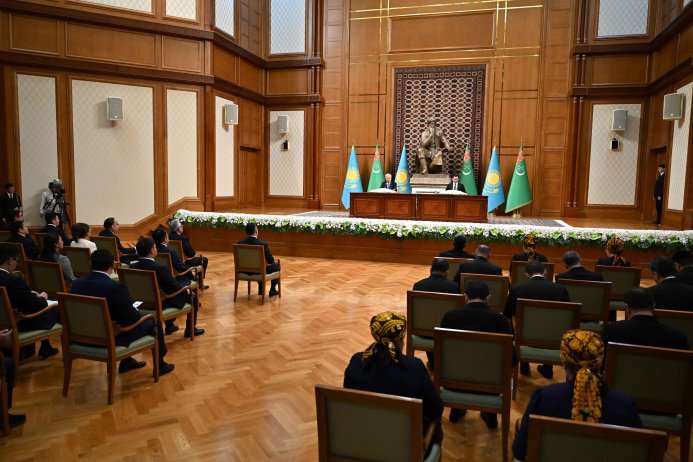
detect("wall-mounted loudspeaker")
(663, 93), (684, 120)
(277, 115), (289, 134)
(106, 97), (123, 121)
(612, 109), (627, 130)
(223, 103), (238, 125)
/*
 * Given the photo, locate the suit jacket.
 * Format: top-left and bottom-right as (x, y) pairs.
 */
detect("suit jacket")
(602, 315), (689, 353)
(38, 224), (70, 246)
(169, 232), (197, 259)
(0, 269), (56, 331)
(445, 182), (466, 192)
(647, 277), (693, 312)
(98, 229), (136, 254)
(676, 266), (693, 287)
(438, 248), (474, 259)
(555, 266), (603, 283)
(595, 256), (631, 269)
(453, 256), (503, 284)
(504, 276), (570, 319)
(412, 273), (461, 294)
(654, 172), (665, 198)
(71, 272), (141, 330)
(380, 181), (398, 190)
(512, 380), (642, 461)
(0, 193), (21, 221)
(156, 243), (194, 280)
(8, 234), (40, 260)
(509, 252), (548, 275)
(129, 258), (190, 308)
(238, 236), (275, 265)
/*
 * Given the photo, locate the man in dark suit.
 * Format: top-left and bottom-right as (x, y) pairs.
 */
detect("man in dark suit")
(672, 250), (693, 287)
(71, 249), (174, 375)
(413, 258), (461, 295)
(0, 183), (21, 223)
(8, 221), (40, 260)
(439, 280), (517, 428)
(602, 287), (688, 357)
(652, 164), (665, 225)
(99, 217), (138, 264)
(445, 174), (466, 192)
(38, 212), (70, 246)
(379, 173), (397, 191)
(1, 210), (22, 232)
(504, 261), (570, 379)
(0, 329), (25, 428)
(169, 219), (209, 278)
(647, 256), (693, 312)
(0, 245), (59, 359)
(439, 233), (474, 259)
(152, 228), (195, 282)
(130, 238), (204, 337)
(453, 245), (502, 285)
(554, 251), (603, 283)
(238, 222), (280, 297)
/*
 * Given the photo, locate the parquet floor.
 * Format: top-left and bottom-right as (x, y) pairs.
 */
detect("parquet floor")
(0, 252), (683, 461)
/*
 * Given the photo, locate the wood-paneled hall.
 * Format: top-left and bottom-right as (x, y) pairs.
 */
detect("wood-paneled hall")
(1, 0), (693, 460)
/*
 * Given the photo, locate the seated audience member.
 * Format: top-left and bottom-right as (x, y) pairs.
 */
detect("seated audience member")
(238, 222), (280, 297)
(439, 280), (517, 427)
(343, 311), (443, 451)
(130, 238), (204, 337)
(168, 219), (208, 278)
(0, 183), (21, 223)
(445, 174), (466, 192)
(71, 249), (174, 375)
(152, 229), (195, 281)
(0, 245), (60, 359)
(554, 251), (603, 283)
(70, 222), (97, 254)
(38, 212), (70, 246)
(509, 233), (548, 276)
(413, 258), (461, 295)
(672, 250), (693, 287)
(38, 233), (76, 283)
(379, 173), (397, 190)
(99, 217), (138, 264)
(0, 329), (25, 427)
(453, 245), (502, 284)
(512, 330), (642, 461)
(438, 233), (474, 259)
(647, 256), (693, 312)
(1, 210), (23, 231)
(595, 238), (630, 269)
(8, 220), (40, 260)
(504, 261), (570, 379)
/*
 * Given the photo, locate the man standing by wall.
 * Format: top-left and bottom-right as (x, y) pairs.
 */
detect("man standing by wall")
(652, 164), (665, 226)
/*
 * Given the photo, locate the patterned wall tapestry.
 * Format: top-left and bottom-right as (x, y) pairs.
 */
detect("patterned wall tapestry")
(393, 65), (485, 183)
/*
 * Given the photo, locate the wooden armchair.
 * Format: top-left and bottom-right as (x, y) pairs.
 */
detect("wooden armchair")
(26, 260), (68, 298)
(0, 231), (11, 242)
(63, 246), (92, 278)
(0, 351), (9, 435)
(510, 261), (555, 286)
(91, 235), (128, 268)
(459, 273), (510, 313)
(654, 309), (693, 348)
(558, 279), (612, 332)
(406, 290), (464, 356)
(437, 257), (470, 281)
(595, 265), (642, 311)
(167, 239), (205, 294)
(1, 242), (28, 279)
(233, 244), (281, 305)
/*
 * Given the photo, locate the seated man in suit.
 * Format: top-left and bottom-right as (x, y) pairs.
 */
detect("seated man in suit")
(0, 245), (59, 359)
(130, 238), (204, 337)
(152, 229), (195, 282)
(672, 250), (693, 287)
(504, 261), (570, 379)
(238, 222), (280, 297)
(554, 251), (603, 283)
(647, 256), (693, 312)
(445, 174), (466, 192)
(71, 250), (174, 375)
(453, 245), (502, 285)
(0, 329), (26, 428)
(439, 280), (517, 428)
(1, 209), (22, 232)
(169, 219), (209, 279)
(38, 212), (70, 246)
(8, 220), (40, 260)
(413, 258), (461, 295)
(438, 233), (474, 259)
(379, 173), (397, 191)
(99, 217), (138, 264)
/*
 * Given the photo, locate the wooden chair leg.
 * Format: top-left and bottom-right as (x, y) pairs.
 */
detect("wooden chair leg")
(501, 407), (509, 462)
(234, 278), (239, 302)
(62, 355), (72, 397)
(12, 344), (19, 370)
(247, 281), (250, 295)
(187, 314), (194, 341)
(107, 360), (116, 405)
(277, 276), (281, 298)
(152, 343), (159, 383)
(681, 421), (691, 462)
(512, 363), (519, 400)
(0, 380), (9, 436)
(260, 277), (266, 305)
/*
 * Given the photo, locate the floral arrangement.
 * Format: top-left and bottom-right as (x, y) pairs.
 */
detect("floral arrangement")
(175, 209), (692, 252)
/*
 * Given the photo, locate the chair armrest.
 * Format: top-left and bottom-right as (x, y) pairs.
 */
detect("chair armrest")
(11, 271), (24, 278)
(423, 417), (442, 450)
(113, 314), (157, 336)
(175, 266), (194, 277)
(13, 302), (58, 320)
(0, 351), (5, 380)
(161, 285), (193, 299)
(184, 253), (202, 262)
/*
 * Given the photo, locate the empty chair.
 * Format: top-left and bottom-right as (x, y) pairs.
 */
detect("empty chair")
(233, 244), (281, 305)
(596, 265), (642, 311)
(26, 260), (67, 299)
(405, 290), (464, 356)
(459, 273), (509, 313)
(654, 309), (693, 348)
(558, 279), (612, 332)
(510, 261), (555, 286)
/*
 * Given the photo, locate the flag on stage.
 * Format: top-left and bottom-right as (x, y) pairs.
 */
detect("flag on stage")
(367, 142), (386, 191)
(341, 144), (363, 209)
(505, 141), (532, 213)
(482, 145), (505, 213)
(395, 147), (411, 193)
(459, 143), (477, 195)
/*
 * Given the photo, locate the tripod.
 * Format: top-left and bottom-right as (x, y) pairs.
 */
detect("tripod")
(43, 194), (72, 235)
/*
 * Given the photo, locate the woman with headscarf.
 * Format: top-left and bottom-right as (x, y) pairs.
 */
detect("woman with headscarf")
(511, 330), (642, 461)
(509, 233), (549, 275)
(344, 311), (443, 434)
(596, 237), (631, 269)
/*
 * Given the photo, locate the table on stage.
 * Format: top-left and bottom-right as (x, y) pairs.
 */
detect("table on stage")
(349, 192), (488, 223)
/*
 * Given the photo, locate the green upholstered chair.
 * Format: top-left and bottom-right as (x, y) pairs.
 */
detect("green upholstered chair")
(91, 235), (128, 268)
(116, 267), (195, 341)
(2, 242), (27, 278)
(0, 351), (9, 436)
(524, 415), (669, 462)
(153, 253), (198, 299)
(315, 384), (442, 462)
(510, 261), (555, 286)
(233, 244), (281, 305)
(558, 279), (612, 332)
(437, 257), (469, 282)
(0, 231), (11, 242)
(63, 246), (91, 278)
(460, 273), (509, 313)
(405, 290), (464, 356)
(604, 342), (693, 462)
(0, 287), (62, 367)
(167, 239), (204, 294)
(35, 233), (48, 254)
(654, 309), (693, 349)
(513, 298), (581, 399)
(26, 260), (67, 299)
(57, 292), (159, 405)
(433, 328), (513, 462)
(595, 265), (642, 311)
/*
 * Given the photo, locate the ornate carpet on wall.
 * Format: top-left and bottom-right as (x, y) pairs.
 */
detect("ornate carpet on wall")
(393, 65), (486, 186)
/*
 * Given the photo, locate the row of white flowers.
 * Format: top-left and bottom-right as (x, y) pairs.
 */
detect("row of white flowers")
(174, 209), (693, 251)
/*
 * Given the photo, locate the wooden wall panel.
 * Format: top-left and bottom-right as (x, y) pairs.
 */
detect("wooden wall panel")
(590, 55), (649, 85)
(65, 23), (157, 66)
(213, 47), (237, 83)
(162, 36), (203, 72)
(239, 98), (262, 149)
(267, 69), (310, 95)
(348, 19), (378, 56)
(505, 6), (542, 48)
(239, 59), (263, 94)
(8, 14), (60, 55)
(389, 12), (495, 52)
(239, 0), (262, 57)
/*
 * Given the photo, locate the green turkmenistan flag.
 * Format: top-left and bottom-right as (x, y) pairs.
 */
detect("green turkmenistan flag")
(459, 143), (477, 195)
(505, 142), (532, 212)
(367, 143), (386, 191)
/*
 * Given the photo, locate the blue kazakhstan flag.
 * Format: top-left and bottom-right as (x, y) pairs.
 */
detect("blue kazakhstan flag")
(482, 145), (505, 213)
(395, 147), (411, 193)
(341, 144), (363, 209)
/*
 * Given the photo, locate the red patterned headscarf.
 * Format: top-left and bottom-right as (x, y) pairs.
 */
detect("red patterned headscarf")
(560, 329), (605, 423)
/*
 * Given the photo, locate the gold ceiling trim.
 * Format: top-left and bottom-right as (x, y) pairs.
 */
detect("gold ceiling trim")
(349, 54), (540, 65)
(350, 4), (542, 21)
(350, 0), (537, 14)
(349, 45), (541, 58)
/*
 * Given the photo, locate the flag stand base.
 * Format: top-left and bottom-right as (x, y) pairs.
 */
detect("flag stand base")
(512, 211), (522, 218)
(487, 212), (496, 217)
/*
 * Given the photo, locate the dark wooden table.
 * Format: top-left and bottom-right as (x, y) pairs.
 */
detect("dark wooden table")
(349, 193), (488, 223)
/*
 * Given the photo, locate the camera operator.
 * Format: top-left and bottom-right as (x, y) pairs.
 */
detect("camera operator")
(39, 181), (62, 218)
